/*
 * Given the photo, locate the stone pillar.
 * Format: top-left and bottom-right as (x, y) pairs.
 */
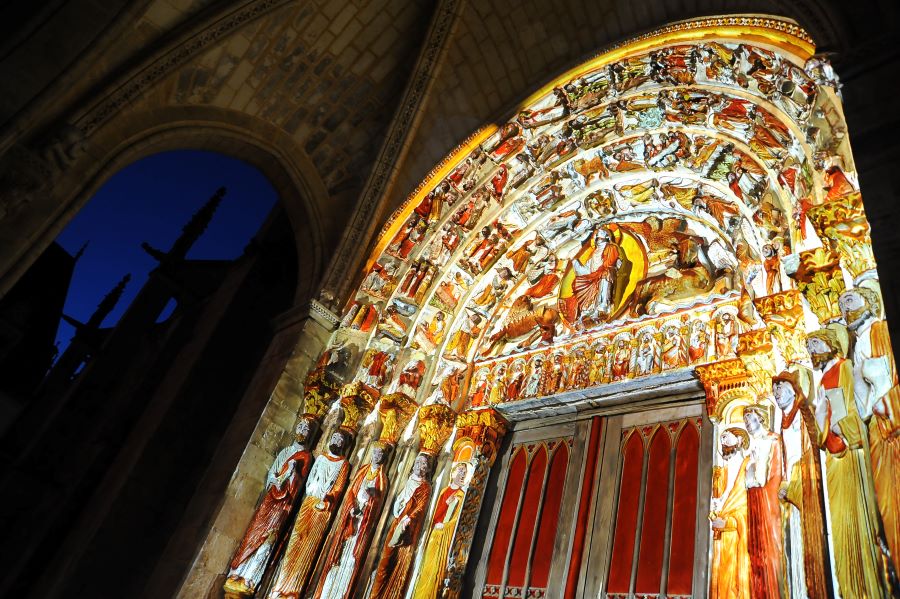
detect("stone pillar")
(444, 407), (508, 599)
(173, 300), (340, 599)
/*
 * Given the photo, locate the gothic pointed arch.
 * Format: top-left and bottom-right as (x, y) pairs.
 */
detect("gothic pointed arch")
(226, 15), (900, 599)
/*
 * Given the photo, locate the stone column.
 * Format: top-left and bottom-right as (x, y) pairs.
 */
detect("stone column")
(172, 300), (340, 599)
(444, 407), (508, 599)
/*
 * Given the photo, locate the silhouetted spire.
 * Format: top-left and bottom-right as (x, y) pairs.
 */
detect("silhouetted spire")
(86, 273), (131, 329)
(142, 187), (226, 264)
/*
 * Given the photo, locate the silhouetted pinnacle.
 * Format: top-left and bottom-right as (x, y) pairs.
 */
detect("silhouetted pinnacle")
(140, 187), (226, 264)
(87, 273), (131, 328)
(170, 186), (226, 259)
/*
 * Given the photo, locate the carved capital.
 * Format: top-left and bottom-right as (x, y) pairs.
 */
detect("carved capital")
(453, 407), (509, 464)
(307, 298), (341, 331)
(417, 403), (457, 455)
(791, 247), (845, 323)
(695, 359), (754, 421)
(807, 192), (876, 280)
(301, 368), (341, 419)
(338, 381), (378, 432)
(754, 290), (810, 364)
(737, 329), (777, 400)
(377, 392), (418, 445)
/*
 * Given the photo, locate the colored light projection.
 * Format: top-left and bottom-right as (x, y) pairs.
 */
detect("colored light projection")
(226, 16), (900, 599)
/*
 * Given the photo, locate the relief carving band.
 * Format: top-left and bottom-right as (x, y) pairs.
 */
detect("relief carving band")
(221, 17), (900, 599)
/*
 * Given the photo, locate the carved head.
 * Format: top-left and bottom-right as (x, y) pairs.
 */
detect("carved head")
(772, 379), (796, 411)
(451, 462), (469, 487)
(412, 453), (433, 479)
(295, 418), (314, 443)
(839, 289), (864, 317)
(742, 405), (768, 434)
(806, 324), (848, 368)
(371, 443), (389, 467)
(719, 426), (749, 457)
(839, 287), (880, 325)
(807, 337), (835, 369)
(328, 429), (351, 456)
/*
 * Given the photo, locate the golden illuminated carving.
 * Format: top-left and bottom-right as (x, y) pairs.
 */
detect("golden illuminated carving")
(236, 18), (900, 599)
(695, 359), (752, 421)
(417, 403), (457, 454)
(737, 329), (772, 356)
(754, 290), (810, 365)
(737, 330), (776, 400)
(338, 382), (377, 432)
(807, 193), (877, 280)
(378, 392), (418, 445)
(453, 407), (509, 462)
(792, 247), (845, 323)
(302, 363), (341, 418)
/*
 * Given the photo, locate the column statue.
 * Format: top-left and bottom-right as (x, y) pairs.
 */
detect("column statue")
(224, 417), (316, 598)
(267, 429), (352, 598)
(368, 453), (433, 599)
(771, 371), (830, 598)
(742, 404), (785, 598)
(807, 325), (888, 597)
(410, 462), (468, 599)
(840, 286), (900, 573)
(710, 426), (750, 599)
(313, 442), (389, 599)
(313, 382), (418, 599)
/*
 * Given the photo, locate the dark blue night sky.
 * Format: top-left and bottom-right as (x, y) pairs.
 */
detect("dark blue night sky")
(54, 150), (278, 353)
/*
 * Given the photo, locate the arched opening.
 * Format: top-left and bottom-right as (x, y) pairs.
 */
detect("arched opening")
(0, 147), (305, 598)
(52, 149), (279, 359)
